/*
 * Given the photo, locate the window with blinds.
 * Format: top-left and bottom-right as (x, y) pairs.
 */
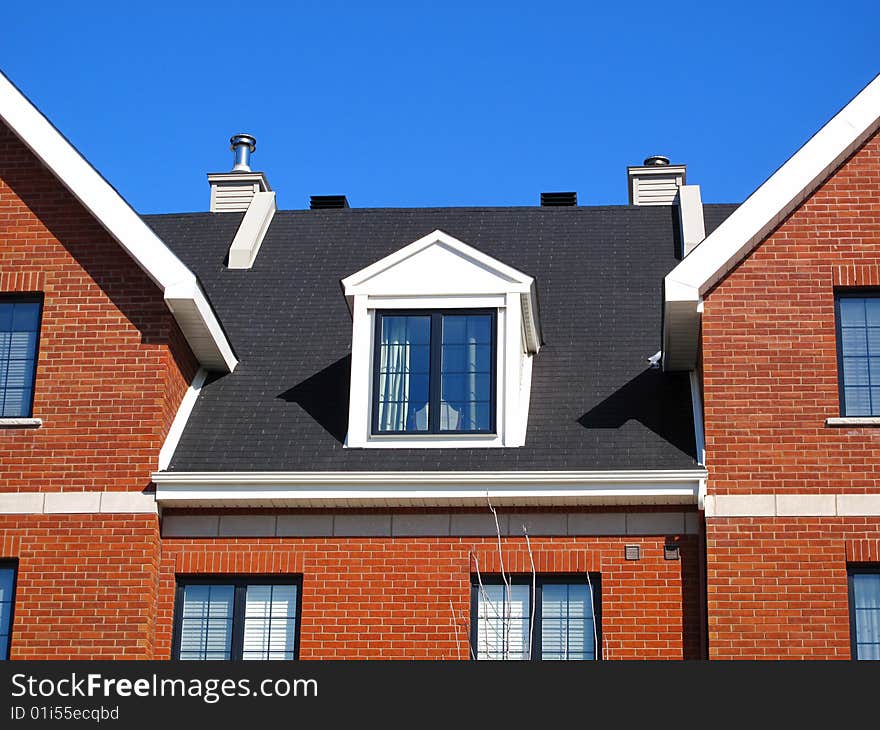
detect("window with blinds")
(0, 297), (42, 418)
(0, 563), (16, 660)
(849, 568), (880, 660)
(173, 577), (301, 661)
(471, 575), (600, 661)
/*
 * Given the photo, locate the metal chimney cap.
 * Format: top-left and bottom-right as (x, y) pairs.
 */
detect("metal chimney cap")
(230, 134), (256, 152)
(643, 155), (670, 167)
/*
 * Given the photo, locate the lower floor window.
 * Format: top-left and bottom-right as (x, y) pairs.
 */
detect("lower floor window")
(471, 575), (600, 660)
(850, 568), (880, 660)
(0, 563), (16, 660)
(173, 577), (301, 660)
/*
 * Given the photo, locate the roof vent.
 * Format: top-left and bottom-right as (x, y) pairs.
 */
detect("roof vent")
(207, 133), (271, 213)
(627, 156), (686, 206)
(540, 191), (577, 207)
(643, 155), (670, 167)
(310, 195), (350, 210)
(230, 134), (256, 172)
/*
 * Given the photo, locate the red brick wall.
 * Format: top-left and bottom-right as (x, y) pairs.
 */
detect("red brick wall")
(701, 130), (880, 658)
(0, 121), (198, 658)
(702, 129), (880, 496)
(705, 517), (880, 659)
(0, 120), (197, 494)
(158, 534), (701, 660)
(0, 513), (160, 659)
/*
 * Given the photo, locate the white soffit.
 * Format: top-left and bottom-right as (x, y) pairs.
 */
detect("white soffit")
(0, 71), (236, 373)
(341, 229), (542, 352)
(663, 73), (880, 371)
(152, 469), (708, 507)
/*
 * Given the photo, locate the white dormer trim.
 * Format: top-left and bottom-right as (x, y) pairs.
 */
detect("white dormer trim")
(341, 230), (542, 448)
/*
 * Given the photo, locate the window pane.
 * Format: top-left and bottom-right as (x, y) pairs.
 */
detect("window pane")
(0, 568), (13, 604)
(376, 315), (431, 432)
(11, 304), (40, 332)
(843, 358), (869, 386)
(242, 584), (298, 661)
(0, 301), (40, 419)
(540, 583), (596, 661)
(844, 387), (871, 416)
(840, 298), (866, 326)
(866, 300), (880, 326)
(852, 574), (880, 661)
(476, 584), (530, 660)
(179, 585), (234, 660)
(0, 565), (13, 658)
(440, 314), (492, 432)
(179, 617), (232, 660)
(853, 574), (880, 608)
(842, 328), (868, 356)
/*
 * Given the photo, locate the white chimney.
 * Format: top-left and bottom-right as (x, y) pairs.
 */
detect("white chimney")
(627, 155), (686, 206)
(208, 133), (272, 213)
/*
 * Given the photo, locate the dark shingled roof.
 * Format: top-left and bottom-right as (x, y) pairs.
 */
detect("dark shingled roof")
(144, 203), (737, 472)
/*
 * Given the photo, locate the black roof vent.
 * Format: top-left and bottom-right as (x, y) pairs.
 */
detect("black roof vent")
(540, 191), (577, 207)
(310, 195), (350, 210)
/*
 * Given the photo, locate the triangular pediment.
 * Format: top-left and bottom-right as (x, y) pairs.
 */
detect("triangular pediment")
(341, 230), (533, 297)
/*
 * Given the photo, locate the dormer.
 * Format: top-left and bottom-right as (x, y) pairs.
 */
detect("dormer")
(341, 230), (542, 448)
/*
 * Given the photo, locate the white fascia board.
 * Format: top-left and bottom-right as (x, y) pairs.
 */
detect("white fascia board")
(341, 229), (533, 293)
(663, 73), (880, 371)
(152, 469), (707, 507)
(0, 71), (236, 373)
(158, 368), (207, 470)
(341, 228), (541, 354)
(163, 281), (237, 371)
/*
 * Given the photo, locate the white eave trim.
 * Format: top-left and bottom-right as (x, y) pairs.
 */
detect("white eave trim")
(663, 73), (880, 371)
(152, 469), (708, 507)
(0, 71), (236, 373)
(158, 368), (207, 470)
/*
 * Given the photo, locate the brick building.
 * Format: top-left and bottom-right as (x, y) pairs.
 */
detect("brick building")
(0, 69), (878, 660)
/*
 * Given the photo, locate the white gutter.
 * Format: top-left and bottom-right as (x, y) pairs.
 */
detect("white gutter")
(152, 469), (708, 508)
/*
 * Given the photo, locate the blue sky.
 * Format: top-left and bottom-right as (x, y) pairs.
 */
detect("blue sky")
(3, 2), (879, 213)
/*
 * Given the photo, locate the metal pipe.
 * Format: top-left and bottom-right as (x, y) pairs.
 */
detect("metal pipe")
(230, 134), (256, 171)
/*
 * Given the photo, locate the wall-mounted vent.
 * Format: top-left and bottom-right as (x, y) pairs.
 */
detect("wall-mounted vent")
(664, 541), (681, 561)
(310, 195), (350, 210)
(624, 544), (641, 561)
(627, 156), (686, 206)
(540, 191), (577, 207)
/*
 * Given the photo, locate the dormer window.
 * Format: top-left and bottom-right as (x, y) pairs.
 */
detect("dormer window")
(373, 310), (496, 434)
(342, 230), (542, 448)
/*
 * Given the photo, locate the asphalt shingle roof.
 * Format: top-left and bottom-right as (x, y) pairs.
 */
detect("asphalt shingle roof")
(144, 203), (737, 472)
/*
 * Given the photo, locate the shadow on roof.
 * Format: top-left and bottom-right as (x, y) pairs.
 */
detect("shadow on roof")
(577, 368), (696, 458)
(277, 356), (351, 444)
